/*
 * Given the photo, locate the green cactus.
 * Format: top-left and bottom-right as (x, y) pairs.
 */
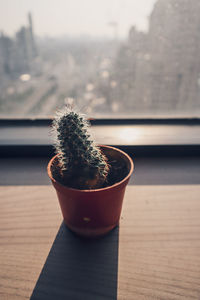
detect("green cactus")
(52, 108), (109, 189)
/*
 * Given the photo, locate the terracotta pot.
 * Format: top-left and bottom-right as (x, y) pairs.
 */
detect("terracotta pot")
(47, 145), (134, 238)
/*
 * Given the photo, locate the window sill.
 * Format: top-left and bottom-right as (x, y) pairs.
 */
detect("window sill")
(0, 119), (200, 157)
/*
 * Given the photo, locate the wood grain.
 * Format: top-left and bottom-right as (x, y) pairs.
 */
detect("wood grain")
(118, 185), (200, 300)
(0, 185), (200, 299)
(0, 186), (61, 300)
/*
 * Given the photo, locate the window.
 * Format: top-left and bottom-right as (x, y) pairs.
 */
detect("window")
(0, 0), (200, 118)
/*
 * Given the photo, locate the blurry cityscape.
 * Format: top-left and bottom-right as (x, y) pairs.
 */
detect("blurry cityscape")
(0, 0), (200, 117)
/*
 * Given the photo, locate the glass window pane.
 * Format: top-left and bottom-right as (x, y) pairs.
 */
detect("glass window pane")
(0, 0), (199, 117)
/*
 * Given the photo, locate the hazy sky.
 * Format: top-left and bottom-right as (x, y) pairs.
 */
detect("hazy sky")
(0, 0), (156, 38)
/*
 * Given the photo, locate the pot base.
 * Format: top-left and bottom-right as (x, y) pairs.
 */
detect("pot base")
(65, 221), (119, 238)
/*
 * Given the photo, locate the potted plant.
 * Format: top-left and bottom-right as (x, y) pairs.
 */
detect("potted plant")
(47, 108), (134, 237)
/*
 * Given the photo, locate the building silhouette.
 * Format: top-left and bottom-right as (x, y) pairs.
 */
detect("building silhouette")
(148, 0), (200, 113)
(113, 0), (200, 115)
(0, 12), (37, 78)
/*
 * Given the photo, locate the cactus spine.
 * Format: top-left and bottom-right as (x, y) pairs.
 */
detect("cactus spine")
(52, 108), (109, 189)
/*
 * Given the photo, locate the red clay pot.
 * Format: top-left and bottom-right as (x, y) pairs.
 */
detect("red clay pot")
(47, 145), (134, 238)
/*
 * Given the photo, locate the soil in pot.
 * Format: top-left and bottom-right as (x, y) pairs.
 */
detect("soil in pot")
(51, 151), (129, 190)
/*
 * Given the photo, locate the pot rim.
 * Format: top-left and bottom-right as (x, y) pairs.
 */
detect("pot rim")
(47, 145), (134, 193)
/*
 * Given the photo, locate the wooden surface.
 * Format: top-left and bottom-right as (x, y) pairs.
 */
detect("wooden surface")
(0, 186), (61, 300)
(119, 185), (200, 300)
(0, 185), (200, 299)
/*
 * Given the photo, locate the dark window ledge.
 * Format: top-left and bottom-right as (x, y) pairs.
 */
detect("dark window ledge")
(1, 156), (200, 186)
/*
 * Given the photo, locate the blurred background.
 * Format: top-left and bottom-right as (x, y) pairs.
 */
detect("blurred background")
(0, 0), (200, 118)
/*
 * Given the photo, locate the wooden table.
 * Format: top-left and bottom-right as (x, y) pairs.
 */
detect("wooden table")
(0, 185), (200, 299)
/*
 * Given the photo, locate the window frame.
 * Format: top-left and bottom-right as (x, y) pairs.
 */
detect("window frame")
(0, 117), (200, 158)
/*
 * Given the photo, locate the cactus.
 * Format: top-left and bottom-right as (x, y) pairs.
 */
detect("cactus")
(52, 107), (109, 189)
